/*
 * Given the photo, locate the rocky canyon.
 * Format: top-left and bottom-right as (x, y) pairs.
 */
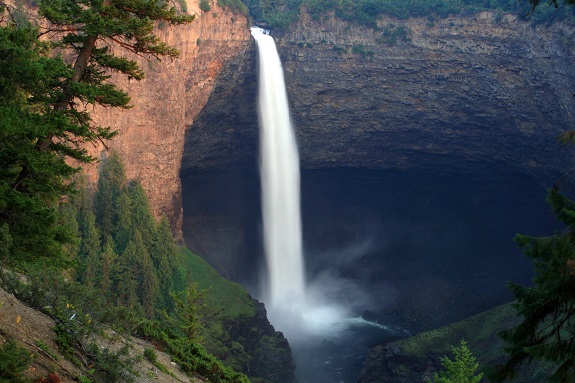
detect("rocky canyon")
(178, 12), (575, 381)
(182, 10), (575, 178)
(84, 4), (575, 381)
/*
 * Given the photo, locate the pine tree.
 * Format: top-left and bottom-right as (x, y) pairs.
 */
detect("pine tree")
(0, 24), (76, 264)
(492, 188), (575, 381)
(99, 236), (117, 299)
(153, 216), (180, 310)
(114, 192), (133, 254)
(78, 210), (102, 289)
(115, 239), (139, 311)
(427, 340), (483, 383)
(171, 284), (206, 340)
(58, 195), (81, 261)
(0, 0), (192, 265)
(94, 152), (127, 240)
(132, 230), (158, 318)
(127, 182), (157, 252)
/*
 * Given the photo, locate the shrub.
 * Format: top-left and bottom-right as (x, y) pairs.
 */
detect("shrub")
(200, 0), (211, 12)
(0, 339), (33, 383)
(426, 340), (483, 383)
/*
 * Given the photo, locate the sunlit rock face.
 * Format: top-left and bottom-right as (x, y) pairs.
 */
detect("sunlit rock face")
(181, 11), (575, 179)
(86, 2), (252, 237)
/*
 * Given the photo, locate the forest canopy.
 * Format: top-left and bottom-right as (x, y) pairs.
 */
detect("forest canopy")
(245, 0), (575, 30)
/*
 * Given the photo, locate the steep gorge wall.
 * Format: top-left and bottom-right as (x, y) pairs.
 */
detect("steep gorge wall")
(84, 0), (251, 236)
(182, 11), (575, 182)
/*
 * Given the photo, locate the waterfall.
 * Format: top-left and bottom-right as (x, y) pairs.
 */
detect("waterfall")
(250, 27), (393, 383)
(251, 27), (305, 306)
(251, 28), (356, 348)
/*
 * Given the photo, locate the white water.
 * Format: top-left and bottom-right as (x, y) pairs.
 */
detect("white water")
(252, 27), (394, 382)
(251, 27), (306, 305)
(252, 27), (384, 347)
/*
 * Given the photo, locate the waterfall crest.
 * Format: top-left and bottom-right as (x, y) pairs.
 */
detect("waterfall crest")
(251, 27), (305, 305)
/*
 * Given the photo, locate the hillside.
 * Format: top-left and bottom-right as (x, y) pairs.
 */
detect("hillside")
(0, 285), (204, 383)
(358, 303), (550, 383)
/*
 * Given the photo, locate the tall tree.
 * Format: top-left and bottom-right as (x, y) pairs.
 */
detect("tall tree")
(132, 229), (158, 318)
(491, 188), (575, 381)
(113, 192), (133, 254)
(94, 151), (127, 240)
(78, 210), (102, 289)
(115, 238), (140, 311)
(153, 215), (180, 310)
(127, 182), (157, 251)
(99, 235), (117, 298)
(171, 284), (206, 340)
(0, 23), (76, 264)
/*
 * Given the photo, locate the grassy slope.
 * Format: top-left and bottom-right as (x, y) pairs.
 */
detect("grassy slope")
(180, 247), (256, 320)
(179, 247), (259, 372)
(394, 302), (553, 382)
(398, 303), (518, 361)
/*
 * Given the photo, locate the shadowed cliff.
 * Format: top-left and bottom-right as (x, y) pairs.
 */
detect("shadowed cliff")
(181, 11), (575, 179)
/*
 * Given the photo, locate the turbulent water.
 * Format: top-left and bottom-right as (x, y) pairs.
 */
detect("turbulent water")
(251, 27), (306, 305)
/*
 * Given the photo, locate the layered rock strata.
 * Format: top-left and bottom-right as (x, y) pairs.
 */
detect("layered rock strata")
(182, 11), (575, 181)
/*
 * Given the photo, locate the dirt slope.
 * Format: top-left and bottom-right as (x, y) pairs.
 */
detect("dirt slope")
(0, 287), (204, 383)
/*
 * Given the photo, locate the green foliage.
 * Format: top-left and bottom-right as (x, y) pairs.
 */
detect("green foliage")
(0, 149), (253, 382)
(217, 0), (249, 15)
(377, 25), (410, 45)
(87, 343), (138, 383)
(0, 24), (77, 266)
(169, 338), (250, 383)
(427, 340), (483, 383)
(86, 153), (190, 319)
(174, 0), (189, 13)
(170, 284), (206, 340)
(143, 347), (158, 364)
(352, 44), (373, 57)
(200, 0), (212, 12)
(35, 340), (60, 361)
(180, 247), (256, 320)
(137, 321), (250, 383)
(0, 339), (33, 383)
(247, 0), (575, 30)
(93, 152), (127, 242)
(144, 347), (171, 374)
(491, 188), (575, 381)
(77, 210), (101, 289)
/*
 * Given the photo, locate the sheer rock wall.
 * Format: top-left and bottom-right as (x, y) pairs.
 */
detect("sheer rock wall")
(182, 11), (575, 182)
(85, 0), (251, 237)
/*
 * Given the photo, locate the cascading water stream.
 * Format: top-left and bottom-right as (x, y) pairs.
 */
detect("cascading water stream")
(251, 27), (305, 306)
(251, 27), (398, 382)
(251, 27), (355, 338)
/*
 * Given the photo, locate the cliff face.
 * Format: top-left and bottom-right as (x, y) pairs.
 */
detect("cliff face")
(85, 0), (251, 236)
(181, 11), (575, 180)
